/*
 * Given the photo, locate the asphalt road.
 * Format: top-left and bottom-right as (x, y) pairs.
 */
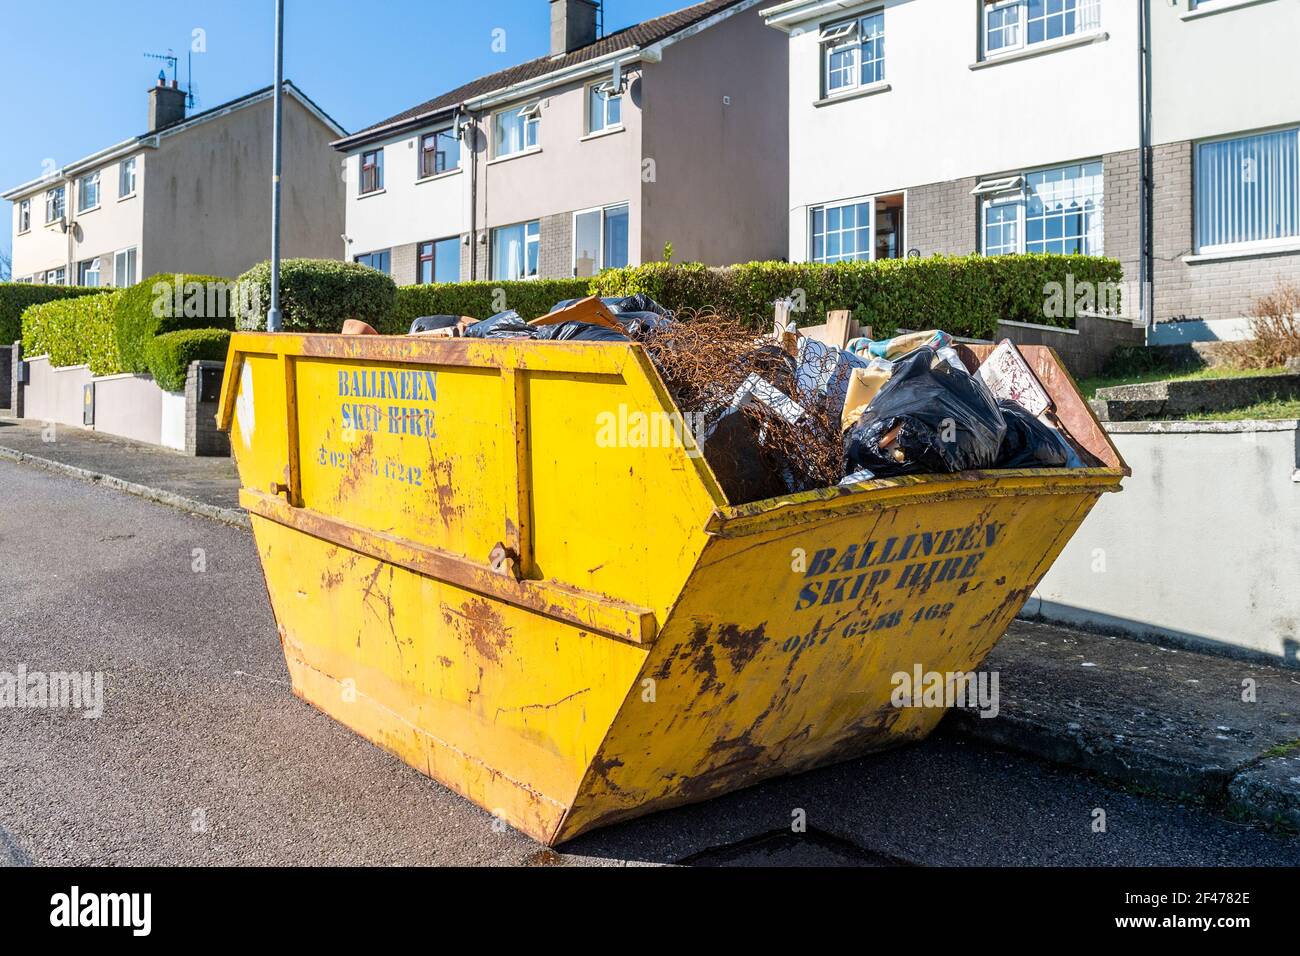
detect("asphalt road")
(2, 459), (1298, 867)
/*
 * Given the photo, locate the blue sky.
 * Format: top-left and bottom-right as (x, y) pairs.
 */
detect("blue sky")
(0, 0), (693, 268)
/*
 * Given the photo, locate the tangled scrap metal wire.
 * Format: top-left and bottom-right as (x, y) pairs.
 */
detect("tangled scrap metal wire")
(638, 309), (847, 500)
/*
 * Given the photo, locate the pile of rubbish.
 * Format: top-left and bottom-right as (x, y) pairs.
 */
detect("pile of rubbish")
(384, 295), (1095, 505)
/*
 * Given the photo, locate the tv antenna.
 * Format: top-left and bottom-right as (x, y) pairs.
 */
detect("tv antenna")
(144, 49), (197, 109)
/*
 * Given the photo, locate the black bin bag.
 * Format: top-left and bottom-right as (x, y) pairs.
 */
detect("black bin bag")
(463, 310), (536, 339)
(534, 321), (629, 342)
(408, 315), (462, 335)
(995, 400), (1072, 469)
(843, 346), (1007, 477)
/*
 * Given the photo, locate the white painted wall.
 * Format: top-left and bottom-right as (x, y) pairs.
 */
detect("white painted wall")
(160, 389), (186, 451)
(21, 357), (91, 428)
(92, 373), (164, 446)
(342, 127), (469, 262)
(1151, 0), (1300, 147)
(1028, 421), (1300, 665)
(9, 151), (146, 282)
(776, 0), (1139, 259)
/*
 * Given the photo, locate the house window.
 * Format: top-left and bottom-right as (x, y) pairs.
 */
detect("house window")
(982, 0), (1100, 57)
(420, 128), (460, 178)
(114, 248), (137, 287)
(491, 221), (540, 280)
(810, 194), (905, 263)
(492, 103), (540, 159)
(977, 160), (1104, 255)
(573, 203), (629, 277)
(820, 10), (885, 97)
(354, 250), (391, 274)
(77, 171), (100, 211)
(78, 259), (100, 287)
(587, 82), (623, 134)
(46, 185), (65, 224)
(1196, 126), (1299, 252)
(360, 149), (384, 194)
(418, 237), (461, 284)
(43, 267), (67, 285)
(18, 199), (30, 233)
(120, 157), (137, 197)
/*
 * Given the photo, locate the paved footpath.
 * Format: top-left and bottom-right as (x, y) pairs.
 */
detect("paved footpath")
(2, 458), (1299, 865)
(0, 419), (242, 523)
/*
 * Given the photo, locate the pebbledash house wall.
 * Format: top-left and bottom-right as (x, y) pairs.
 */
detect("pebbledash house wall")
(768, 0), (1300, 327)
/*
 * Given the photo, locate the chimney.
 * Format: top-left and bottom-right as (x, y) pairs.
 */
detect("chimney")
(550, 0), (598, 56)
(148, 74), (187, 132)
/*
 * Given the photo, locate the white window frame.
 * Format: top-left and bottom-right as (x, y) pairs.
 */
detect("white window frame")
(820, 9), (885, 98)
(18, 198), (30, 233)
(44, 267), (66, 286)
(571, 202), (630, 277)
(977, 160), (1105, 256)
(981, 0), (1101, 59)
(78, 258), (101, 287)
(45, 185), (65, 224)
(586, 81), (624, 135)
(491, 220), (540, 280)
(981, 191), (1024, 257)
(119, 157), (137, 198)
(77, 171), (100, 212)
(1194, 125), (1300, 254)
(811, 195), (883, 264)
(114, 247), (137, 287)
(492, 103), (540, 159)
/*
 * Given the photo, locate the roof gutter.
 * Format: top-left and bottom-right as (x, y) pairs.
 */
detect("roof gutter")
(4, 82), (345, 200)
(331, 105), (461, 151)
(333, 46), (641, 152)
(2, 138), (149, 201)
(463, 46), (641, 112)
(760, 0), (863, 31)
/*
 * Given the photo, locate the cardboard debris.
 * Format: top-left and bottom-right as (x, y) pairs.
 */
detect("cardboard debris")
(528, 296), (624, 333)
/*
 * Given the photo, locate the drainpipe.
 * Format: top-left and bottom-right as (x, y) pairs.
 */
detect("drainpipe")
(1137, 0), (1154, 343)
(468, 109), (479, 281)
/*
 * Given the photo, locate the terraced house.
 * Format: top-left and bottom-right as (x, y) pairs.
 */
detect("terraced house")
(762, 0), (1300, 333)
(334, 0), (788, 286)
(4, 77), (345, 288)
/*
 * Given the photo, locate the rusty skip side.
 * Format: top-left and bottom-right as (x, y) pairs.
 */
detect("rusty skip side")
(219, 332), (1127, 845)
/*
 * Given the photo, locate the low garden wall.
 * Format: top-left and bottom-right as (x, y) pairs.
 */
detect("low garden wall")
(1025, 420), (1300, 667)
(13, 348), (216, 454)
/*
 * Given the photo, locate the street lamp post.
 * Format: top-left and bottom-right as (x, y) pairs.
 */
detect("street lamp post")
(267, 0), (285, 332)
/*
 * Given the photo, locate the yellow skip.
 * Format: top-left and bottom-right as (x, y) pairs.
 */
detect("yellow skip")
(217, 332), (1126, 844)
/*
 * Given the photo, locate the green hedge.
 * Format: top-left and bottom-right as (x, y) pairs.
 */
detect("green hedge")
(236, 258), (397, 333)
(1, 283), (101, 346)
(390, 278), (590, 334)
(114, 274), (235, 374)
(144, 328), (232, 392)
(20, 292), (124, 375)
(590, 254), (1124, 339)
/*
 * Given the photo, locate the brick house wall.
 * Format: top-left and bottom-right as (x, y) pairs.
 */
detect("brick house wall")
(1151, 141), (1300, 325)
